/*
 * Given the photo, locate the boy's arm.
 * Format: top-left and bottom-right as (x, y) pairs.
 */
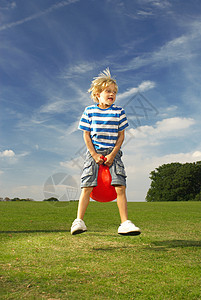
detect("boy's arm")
(83, 131), (104, 165)
(105, 130), (125, 167)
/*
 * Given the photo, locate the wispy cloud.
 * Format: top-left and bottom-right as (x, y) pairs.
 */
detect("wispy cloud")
(125, 0), (171, 20)
(116, 21), (201, 72)
(39, 97), (70, 114)
(140, 0), (171, 10)
(117, 80), (156, 101)
(0, 1), (16, 10)
(62, 62), (96, 79)
(137, 10), (153, 17)
(0, 0), (80, 31)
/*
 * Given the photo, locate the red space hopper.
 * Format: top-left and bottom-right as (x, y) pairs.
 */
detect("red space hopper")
(90, 155), (117, 202)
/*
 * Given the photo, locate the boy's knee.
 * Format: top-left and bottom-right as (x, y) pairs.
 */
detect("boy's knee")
(82, 187), (93, 195)
(115, 185), (126, 195)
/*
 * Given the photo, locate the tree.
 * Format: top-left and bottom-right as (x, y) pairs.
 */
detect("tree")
(146, 161), (201, 202)
(43, 197), (59, 202)
(194, 191), (201, 201)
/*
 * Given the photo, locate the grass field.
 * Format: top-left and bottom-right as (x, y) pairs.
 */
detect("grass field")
(0, 201), (200, 299)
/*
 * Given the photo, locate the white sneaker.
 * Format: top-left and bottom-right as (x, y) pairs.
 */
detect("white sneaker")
(118, 220), (141, 236)
(71, 219), (87, 235)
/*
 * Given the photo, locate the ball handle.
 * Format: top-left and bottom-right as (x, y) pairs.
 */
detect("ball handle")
(100, 155), (107, 162)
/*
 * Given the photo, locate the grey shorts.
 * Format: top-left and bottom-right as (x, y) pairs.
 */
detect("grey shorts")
(80, 148), (127, 188)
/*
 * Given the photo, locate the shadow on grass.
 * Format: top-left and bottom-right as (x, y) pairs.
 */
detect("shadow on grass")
(92, 246), (129, 251)
(0, 229), (69, 234)
(148, 240), (201, 251)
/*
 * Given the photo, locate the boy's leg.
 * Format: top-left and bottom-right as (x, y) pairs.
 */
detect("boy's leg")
(115, 185), (128, 223)
(71, 186), (93, 235)
(115, 185), (141, 236)
(77, 187), (93, 219)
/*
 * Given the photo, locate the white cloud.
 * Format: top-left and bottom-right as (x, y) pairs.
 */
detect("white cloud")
(125, 0), (171, 20)
(137, 10), (153, 17)
(192, 151), (201, 158)
(0, 149), (15, 157)
(150, 0), (171, 9)
(0, 150), (29, 166)
(160, 105), (178, 118)
(137, 0), (171, 9)
(166, 105), (178, 112)
(117, 80), (156, 101)
(128, 117), (195, 142)
(156, 117), (195, 133)
(138, 81), (156, 91)
(62, 62), (96, 79)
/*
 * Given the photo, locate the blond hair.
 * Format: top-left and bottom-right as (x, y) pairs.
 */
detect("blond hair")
(88, 68), (118, 103)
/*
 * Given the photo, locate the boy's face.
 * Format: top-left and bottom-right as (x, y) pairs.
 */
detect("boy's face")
(97, 83), (117, 109)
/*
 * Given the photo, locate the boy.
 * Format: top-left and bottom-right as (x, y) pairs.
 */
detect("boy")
(71, 68), (141, 236)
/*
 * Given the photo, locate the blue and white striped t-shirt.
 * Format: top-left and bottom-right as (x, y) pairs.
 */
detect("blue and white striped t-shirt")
(78, 104), (129, 150)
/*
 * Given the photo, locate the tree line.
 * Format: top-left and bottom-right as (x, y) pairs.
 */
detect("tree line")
(146, 161), (201, 202)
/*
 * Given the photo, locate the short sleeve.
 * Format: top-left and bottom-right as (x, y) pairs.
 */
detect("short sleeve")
(119, 109), (129, 131)
(78, 108), (91, 131)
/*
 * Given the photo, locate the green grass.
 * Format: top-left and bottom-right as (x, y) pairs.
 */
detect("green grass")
(0, 201), (200, 299)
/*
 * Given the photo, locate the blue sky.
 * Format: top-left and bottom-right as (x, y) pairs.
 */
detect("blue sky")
(1, 0), (201, 201)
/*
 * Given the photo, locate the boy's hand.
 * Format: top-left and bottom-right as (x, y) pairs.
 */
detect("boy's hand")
(104, 153), (115, 167)
(93, 153), (105, 165)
